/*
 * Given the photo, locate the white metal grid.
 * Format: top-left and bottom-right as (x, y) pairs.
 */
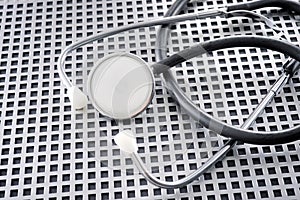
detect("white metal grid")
(0, 0), (300, 199)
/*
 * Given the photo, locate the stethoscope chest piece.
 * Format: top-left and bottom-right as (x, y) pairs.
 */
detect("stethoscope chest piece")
(87, 52), (154, 119)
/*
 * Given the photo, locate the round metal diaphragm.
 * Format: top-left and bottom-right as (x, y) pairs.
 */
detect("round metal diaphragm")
(87, 53), (154, 119)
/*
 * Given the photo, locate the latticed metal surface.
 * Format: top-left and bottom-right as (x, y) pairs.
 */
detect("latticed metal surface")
(0, 0), (300, 199)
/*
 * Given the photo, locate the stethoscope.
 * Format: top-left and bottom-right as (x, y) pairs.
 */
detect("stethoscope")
(57, 0), (300, 188)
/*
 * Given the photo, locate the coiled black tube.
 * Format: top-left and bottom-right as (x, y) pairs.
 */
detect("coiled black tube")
(154, 35), (300, 145)
(153, 36), (300, 75)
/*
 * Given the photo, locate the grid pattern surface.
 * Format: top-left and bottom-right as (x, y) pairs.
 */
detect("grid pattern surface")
(0, 0), (300, 199)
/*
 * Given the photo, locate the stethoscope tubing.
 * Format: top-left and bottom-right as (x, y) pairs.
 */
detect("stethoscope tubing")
(156, 36), (300, 144)
(137, 0), (298, 189)
(154, 0), (300, 145)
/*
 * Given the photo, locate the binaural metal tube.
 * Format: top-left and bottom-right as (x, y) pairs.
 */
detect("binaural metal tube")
(57, 9), (226, 88)
(242, 73), (290, 129)
(130, 139), (236, 189)
(129, 72), (288, 188)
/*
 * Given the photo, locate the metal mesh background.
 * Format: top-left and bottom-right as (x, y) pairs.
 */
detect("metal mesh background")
(0, 0), (300, 199)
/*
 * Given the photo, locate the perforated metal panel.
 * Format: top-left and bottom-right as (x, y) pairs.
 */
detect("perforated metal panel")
(0, 0), (300, 199)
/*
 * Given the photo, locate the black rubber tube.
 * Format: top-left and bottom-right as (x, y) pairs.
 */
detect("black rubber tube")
(153, 36), (300, 145)
(155, 0), (189, 64)
(227, 0), (300, 15)
(153, 36), (300, 74)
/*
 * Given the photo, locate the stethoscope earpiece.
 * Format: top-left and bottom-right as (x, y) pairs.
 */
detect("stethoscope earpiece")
(67, 86), (88, 110)
(114, 129), (138, 154)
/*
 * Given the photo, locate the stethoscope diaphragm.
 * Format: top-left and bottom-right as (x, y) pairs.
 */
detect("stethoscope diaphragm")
(87, 53), (154, 119)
